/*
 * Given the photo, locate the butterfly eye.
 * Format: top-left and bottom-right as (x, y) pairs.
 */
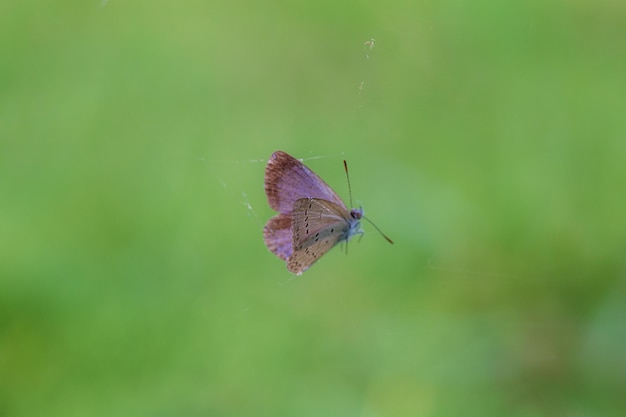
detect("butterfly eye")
(350, 209), (363, 220)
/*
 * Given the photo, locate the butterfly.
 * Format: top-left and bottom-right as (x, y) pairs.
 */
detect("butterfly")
(263, 151), (392, 275)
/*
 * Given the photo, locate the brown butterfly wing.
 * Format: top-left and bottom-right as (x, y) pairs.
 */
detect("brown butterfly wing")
(287, 198), (352, 275)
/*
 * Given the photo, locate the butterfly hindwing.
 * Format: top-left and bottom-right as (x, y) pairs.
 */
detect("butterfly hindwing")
(263, 213), (293, 261)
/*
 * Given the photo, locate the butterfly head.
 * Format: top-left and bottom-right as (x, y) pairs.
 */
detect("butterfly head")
(346, 207), (364, 240)
(349, 207), (363, 220)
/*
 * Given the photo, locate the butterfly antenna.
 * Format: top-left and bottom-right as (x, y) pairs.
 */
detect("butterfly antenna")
(363, 216), (394, 244)
(344, 159), (393, 244)
(343, 160), (354, 208)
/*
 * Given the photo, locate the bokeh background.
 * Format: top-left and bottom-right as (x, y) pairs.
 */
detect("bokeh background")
(2, 1), (625, 416)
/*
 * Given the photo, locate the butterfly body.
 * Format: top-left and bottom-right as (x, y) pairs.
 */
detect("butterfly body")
(263, 151), (367, 275)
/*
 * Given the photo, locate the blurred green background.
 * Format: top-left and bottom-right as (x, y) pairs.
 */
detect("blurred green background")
(2, 0), (625, 416)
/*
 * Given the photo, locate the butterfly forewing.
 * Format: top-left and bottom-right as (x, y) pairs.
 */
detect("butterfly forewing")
(291, 198), (351, 248)
(287, 198), (352, 275)
(265, 151), (346, 214)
